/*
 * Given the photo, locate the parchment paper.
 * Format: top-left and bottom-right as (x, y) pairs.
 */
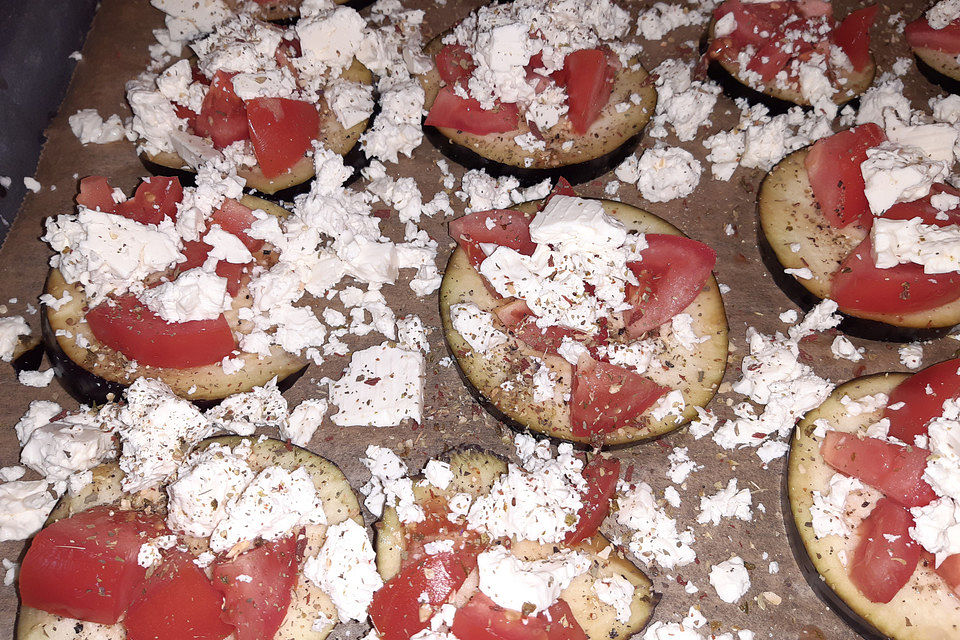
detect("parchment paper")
(0, 1), (954, 638)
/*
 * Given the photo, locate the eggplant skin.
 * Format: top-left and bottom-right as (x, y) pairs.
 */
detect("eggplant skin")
(16, 435), (363, 640)
(758, 147), (960, 336)
(913, 47), (960, 94)
(374, 448), (659, 640)
(418, 33), (657, 186)
(40, 196), (309, 406)
(440, 198), (728, 446)
(787, 372), (960, 640)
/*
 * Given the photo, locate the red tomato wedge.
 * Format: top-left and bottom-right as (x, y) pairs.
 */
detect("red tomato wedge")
(213, 198), (265, 253)
(712, 0), (788, 48)
(451, 593), (587, 640)
(935, 553), (960, 598)
(77, 176), (118, 213)
(849, 498), (922, 604)
(561, 48), (616, 135)
(543, 177), (577, 207)
(116, 177), (183, 225)
(906, 17), (960, 54)
(570, 354), (668, 438)
(885, 359), (960, 443)
(425, 86), (520, 136)
(194, 70), (249, 150)
(179, 240), (250, 297)
(19, 507), (167, 625)
(245, 97), (320, 178)
(623, 235), (716, 338)
(126, 551), (234, 640)
(820, 431), (937, 508)
(211, 533), (304, 640)
(87, 294), (236, 369)
(436, 44), (476, 86)
(449, 209), (536, 271)
(493, 298), (592, 357)
(564, 456), (620, 545)
(370, 550), (478, 640)
(805, 123), (886, 229)
(832, 5), (878, 71)
(746, 18), (799, 82)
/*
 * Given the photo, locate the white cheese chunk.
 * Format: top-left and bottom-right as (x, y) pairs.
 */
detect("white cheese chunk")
(450, 302), (508, 354)
(328, 345), (424, 427)
(0, 481), (56, 541)
(529, 196), (627, 252)
(140, 268), (231, 323)
(861, 142), (949, 216)
(304, 518), (383, 622)
(477, 545), (590, 615)
(871, 217), (960, 274)
(709, 556), (751, 604)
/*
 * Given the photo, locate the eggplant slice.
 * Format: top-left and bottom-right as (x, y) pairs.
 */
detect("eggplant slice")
(439, 199), (728, 446)
(758, 148), (960, 338)
(913, 46), (960, 95)
(223, 0), (375, 22)
(418, 34), (657, 186)
(704, 22), (876, 113)
(787, 374), (960, 640)
(140, 58), (373, 197)
(42, 195), (308, 406)
(374, 447), (659, 639)
(17, 435), (363, 640)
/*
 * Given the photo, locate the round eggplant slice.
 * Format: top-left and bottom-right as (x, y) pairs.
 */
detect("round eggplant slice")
(913, 46), (960, 94)
(140, 58), (373, 197)
(704, 21), (876, 112)
(418, 34), (657, 186)
(17, 435), (363, 640)
(222, 0), (376, 22)
(374, 447), (658, 638)
(759, 148), (960, 338)
(787, 374), (960, 640)
(41, 195), (308, 406)
(439, 199), (728, 445)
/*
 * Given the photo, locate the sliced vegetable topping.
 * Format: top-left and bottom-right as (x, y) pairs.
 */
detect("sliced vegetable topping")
(559, 48), (617, 135)
(832, 5), (879, 71)
(449, 209), (536, 271)
(885, 359), (960, 443)
(564, 456), (621, 545)
(194, 70), (249, 150)
(19, 507), (167, 625)
(848, 498), (922, 604)
(245, 97), (320, 178)
(425, 87), (521, 136)
(906, 17), (960, 54)
(451, 592), (587, 640)
(571, 354), (668, 438)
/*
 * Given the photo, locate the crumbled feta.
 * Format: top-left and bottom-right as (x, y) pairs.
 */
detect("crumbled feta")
(20, 414), (115, 483)
(360, 444), (423, 523)
(0, 480), (56, 541)
(861, 142), (949, 216)
(831, 335), (863, 361)
(477, 545), (590, 614)
(328, 344), (424, 427)
(593, 574), (635, 623)
(282, 399), (328, 447)
(617, 481), (696, 569)
(69, 109), (129, 144)
(872, 217), (960, 274)
(304, 518), (383, 622)
(633, 147), (702, 203)
(450, 302), (508, 354)
(810, 472), (866, 539)
(697, 479), (752, 526)
(709, 556), (750, 604)
(900, 343), (924, 369)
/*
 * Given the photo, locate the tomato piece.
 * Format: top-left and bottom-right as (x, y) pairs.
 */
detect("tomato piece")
(19, 507), (167, 625)
(194, 70), (249, 150)
(906, 17), (960, 54)
(805, 123), (887, 229)
(116, 177), (183, 225)
(712, 0), (789, 48)
(126, 551), (234, 640)
(746, 20), (797, 82)
(425, 86), (520, 135)
(561, 48), (616, 135)
(370, 550), (478, 640)
(449, 209), (536, 271)
(564, 456), (620, 545)
(830, 236), (960, 314)
(849, 498), (922, 603)
(543, 178), (577, 206)
(178, 240), (248, 297)
(77, 176), (118, 213)
(212, 198), (265, 253)
(87, 294), (236, 369)
(436, 44), (476, 86)
(570, 354), (668, 438)
(885, 358), (960, 443)
(245, 97), (320, 178)
(212, 533), (304, 640)
(493, 298), (590, 356)
(935, 553), (960, 598)
(832, 5), (878, 72)
(451, 593), (587, 640)
(624, 235), (716, 338)
(820, 431), (937, 508)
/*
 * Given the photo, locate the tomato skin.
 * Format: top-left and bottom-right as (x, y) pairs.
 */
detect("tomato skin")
(543, 178), (577, 205)
(213, 198), (266, 253)
(805, 123), (886, 229)
(245, 97), (320, 178)
(449, 209), (536, 271)
(820, 431), (937, 508)
(906, 17), (960, 54)
(194, 70), (249, 150)
(849, 498), (922, 604)
(125, 551), (235, 640)
(934, 553), (960, 598)
(87, 294), (236, 369)
(570, 354), (668, 438)
(370, 550), (478, 640)
(885, 358), (960, 443)
(77, 176), (118, 213)
(451, 593), (587, 640)
(712, 0), (787, 49)
(117, 177), (183, 226)
(624, 235), (716, 338)
(832, 5), (878, 72)
(561, 48), (616, 135)
(19, 507), (167, 625)
(212, 533), (304, 640)
(436, 44), (476, 86)
(425, 86), (520, 135)
(564, 456), (620, 545)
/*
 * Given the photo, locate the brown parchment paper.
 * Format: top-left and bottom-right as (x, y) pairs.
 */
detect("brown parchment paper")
(0, 0), (956, 638)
